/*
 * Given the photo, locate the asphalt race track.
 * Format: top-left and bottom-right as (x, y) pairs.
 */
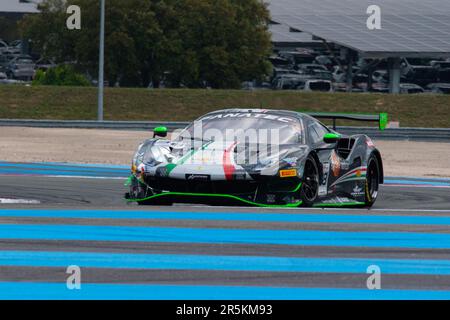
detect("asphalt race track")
(1, 161), (450, 299)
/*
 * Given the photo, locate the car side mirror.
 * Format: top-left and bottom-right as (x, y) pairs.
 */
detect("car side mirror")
(153, 126), (168, 138)
(323, 133), (341, 144)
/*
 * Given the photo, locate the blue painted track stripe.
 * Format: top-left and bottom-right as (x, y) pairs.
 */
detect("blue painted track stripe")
(385, 179), (450, 187)
(0, 168), (126, 175)
(0, 282), (448, 300)
(18, 162), (129, 169)
(388, 176), (450, 183)
(2, 209), (450, 226)
(0, 169), (127, 177)
(1, 161), (449, 187)
(0, 162), (128, 173)
(0, 224), (450, 249)
(2, 251), (450, 275)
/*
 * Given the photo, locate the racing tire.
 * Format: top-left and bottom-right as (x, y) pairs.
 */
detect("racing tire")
(300, 155), (320, 207)
(137, 198), (174, 206)
(136, 192), (174, 206)
(365, 154), (380, 208)
(130, 180), (173, 206)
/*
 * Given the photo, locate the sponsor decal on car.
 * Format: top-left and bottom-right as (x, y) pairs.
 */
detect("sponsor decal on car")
(329, 166), (367, 188)
(351, 184), (365, 197)
(340, 161), (350, 171)
(366, 138), (375, 148)
(279, 169), (297, 178)
(318, 185), (328, 196)
(321, 162), (330, 185)
(330, 151), (341, 177)
(185, 174), (210, 181)
(283, 157), (298, 166)
(200, 113), (297, 124)
(266, 194), (276, 203)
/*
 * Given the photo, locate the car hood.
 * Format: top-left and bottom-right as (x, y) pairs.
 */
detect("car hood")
(137, 139), (308, 180)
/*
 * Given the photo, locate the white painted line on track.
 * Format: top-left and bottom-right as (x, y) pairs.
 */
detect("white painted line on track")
(384, 184), (450, 189)
(44, 175), (125, 180)
(0, 198), (41, 204)
(371, 208), (450, 213)
(184, 205), (450, 213)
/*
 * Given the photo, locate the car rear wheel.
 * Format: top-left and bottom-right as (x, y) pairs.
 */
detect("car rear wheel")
(365, 155), (380, 207)
(300, 155), (319, 207)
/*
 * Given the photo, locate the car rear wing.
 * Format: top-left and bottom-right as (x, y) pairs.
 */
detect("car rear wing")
(305, 112), (388, 131)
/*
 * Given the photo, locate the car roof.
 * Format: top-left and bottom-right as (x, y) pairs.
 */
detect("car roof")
(202, 108), (313, 121)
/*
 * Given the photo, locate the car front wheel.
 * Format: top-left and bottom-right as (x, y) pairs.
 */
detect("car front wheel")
(365, 155), (380, 207)
(300, 155), (319, 207)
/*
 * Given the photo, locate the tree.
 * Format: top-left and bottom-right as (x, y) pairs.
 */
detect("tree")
(0, 16), (20, 42)
(20, 0), (272, 88)
(33, 64), (91, 86)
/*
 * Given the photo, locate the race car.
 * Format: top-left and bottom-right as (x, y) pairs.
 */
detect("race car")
(125, 109), (386, 208)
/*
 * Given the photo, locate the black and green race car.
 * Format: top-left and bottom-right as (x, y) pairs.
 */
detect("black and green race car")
(125, 109), (386, 208)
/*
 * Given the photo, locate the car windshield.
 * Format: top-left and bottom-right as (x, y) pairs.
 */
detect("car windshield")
(178, 113), (304, 145)
(16, 59), (33, 64)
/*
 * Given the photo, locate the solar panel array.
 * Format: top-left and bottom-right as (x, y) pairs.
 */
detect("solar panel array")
(269, 23), (321, 43)
(267, 0), (450, 57)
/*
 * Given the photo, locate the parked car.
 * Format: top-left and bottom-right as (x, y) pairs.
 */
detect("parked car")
(297, 79), (333, 92)
(272, 74), (314, 90)
(401, 58), (438, 86)
(296, 63), (328, 73)
(430, 60), (450, 82)
(314, 55), (334, 70)
(311, 70), (334, 81)
(332, 66), (362, 82)
(272, 67), (301, 78)
(0, 53), (18, 68)
(241, 81), (271, 91)
(0, 71), (23, 85)
(279, 50), (316, 65)
(0, 40), (8, 54)
(333, 83), (365, 93)
(426, 83), (450, 94)
(35, 58), (57, 71)
(372, 70), (389, 83)
(399, 83), (425, 94)
(6, 40), (22, 55)
(6, 55), (36, 80)
(269, 55), (293, 69)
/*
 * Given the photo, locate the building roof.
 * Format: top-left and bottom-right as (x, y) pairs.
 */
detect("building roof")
(268, 0), (450, 57)
(269, 23), (321, 44)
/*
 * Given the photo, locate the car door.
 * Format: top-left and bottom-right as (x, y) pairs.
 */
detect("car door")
(306, 119), (338, 197)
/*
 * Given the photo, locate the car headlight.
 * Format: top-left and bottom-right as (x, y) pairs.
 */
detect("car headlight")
(149, 146), (167, 163)
(253, 155), (281, 171)
(132, 143), (145, 166)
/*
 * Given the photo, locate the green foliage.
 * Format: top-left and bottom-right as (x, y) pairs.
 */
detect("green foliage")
(0, 16), (19, 42)
(32, 65), (91, 86)
(19, 0), (272, 88)
(1, 86), (450, 128)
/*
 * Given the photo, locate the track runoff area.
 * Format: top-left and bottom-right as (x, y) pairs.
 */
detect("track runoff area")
(0, 161), (450, 300)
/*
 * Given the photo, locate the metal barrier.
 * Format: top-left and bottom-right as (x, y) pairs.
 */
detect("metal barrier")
(0, 119), (449, 142)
